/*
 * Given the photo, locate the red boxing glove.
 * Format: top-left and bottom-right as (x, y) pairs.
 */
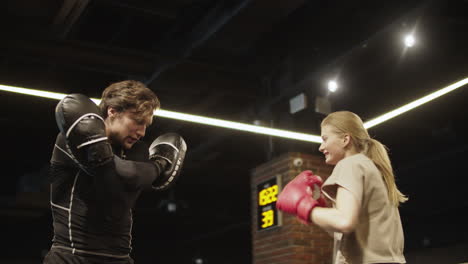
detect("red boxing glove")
(276, 170), (326, 224)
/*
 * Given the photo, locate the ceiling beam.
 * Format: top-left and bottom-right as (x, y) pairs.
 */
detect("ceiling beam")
(52, 0), (91, 39)
(145, 0), (252, 85)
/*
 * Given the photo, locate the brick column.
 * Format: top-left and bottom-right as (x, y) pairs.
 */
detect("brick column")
(251, 152), (334, 264)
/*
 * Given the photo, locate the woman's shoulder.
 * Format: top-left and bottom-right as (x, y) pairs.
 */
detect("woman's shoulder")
(337, 153), (370, 166)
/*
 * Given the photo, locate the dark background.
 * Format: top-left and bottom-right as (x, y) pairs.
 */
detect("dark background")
(1, 0), (467, 263)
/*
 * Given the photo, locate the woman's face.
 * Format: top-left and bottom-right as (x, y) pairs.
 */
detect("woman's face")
(319, 125), (347, 165)
(105, 108), (152, 149)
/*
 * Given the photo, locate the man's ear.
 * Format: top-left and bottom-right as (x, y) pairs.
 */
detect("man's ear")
(107, 107), (117, 118)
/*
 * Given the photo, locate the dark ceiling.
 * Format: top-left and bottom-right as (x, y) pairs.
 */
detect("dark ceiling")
(1, 0), (468, 263)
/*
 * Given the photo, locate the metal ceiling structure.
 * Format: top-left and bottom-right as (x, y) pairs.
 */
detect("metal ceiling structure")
(1, 0), (468, 263)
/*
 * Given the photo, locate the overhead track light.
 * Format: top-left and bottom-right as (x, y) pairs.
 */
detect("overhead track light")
(1, 77), (468, 144)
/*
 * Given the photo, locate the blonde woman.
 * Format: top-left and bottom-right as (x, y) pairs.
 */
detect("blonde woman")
(277, 111), (407, 264)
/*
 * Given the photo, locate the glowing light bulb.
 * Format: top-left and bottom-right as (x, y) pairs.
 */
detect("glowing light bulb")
(328, 80), (338, 92)
(404, 34), (415, 47)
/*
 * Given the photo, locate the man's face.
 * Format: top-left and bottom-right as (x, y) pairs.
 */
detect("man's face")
(105, 108), (153, 149)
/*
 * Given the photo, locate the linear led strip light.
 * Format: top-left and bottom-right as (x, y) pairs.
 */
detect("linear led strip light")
(0, 84), (321, 143)
(1, 77), (467, 143)
(363, 77), (468, 129)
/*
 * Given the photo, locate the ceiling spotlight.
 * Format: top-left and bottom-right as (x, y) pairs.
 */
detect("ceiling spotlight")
(328, 80), (338, 92)
(404, 34), (415, 47)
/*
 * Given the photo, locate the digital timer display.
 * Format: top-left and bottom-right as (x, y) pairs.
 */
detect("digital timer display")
(257, 176), (281, 230)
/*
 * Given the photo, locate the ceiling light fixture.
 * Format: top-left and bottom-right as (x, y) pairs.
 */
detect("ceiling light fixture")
(1, 77), (467, 143)
(404, 34), (415, 47)
(327, 80), (338, 92)
(363, 77), (468, 129)
(0, 84), (322, 143)
(156, 108), (323, 143)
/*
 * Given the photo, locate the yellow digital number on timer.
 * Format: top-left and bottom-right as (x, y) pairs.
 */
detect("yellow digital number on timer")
(258, 185), (278, 206)
(261, 210), (274, 228)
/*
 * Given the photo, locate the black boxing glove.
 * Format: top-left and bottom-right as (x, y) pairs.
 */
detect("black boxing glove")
(55, 94), (113, 172)
(149, 133), (187, 191)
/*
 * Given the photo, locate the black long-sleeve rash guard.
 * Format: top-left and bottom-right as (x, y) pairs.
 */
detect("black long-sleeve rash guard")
(47, 133), (163, 258)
